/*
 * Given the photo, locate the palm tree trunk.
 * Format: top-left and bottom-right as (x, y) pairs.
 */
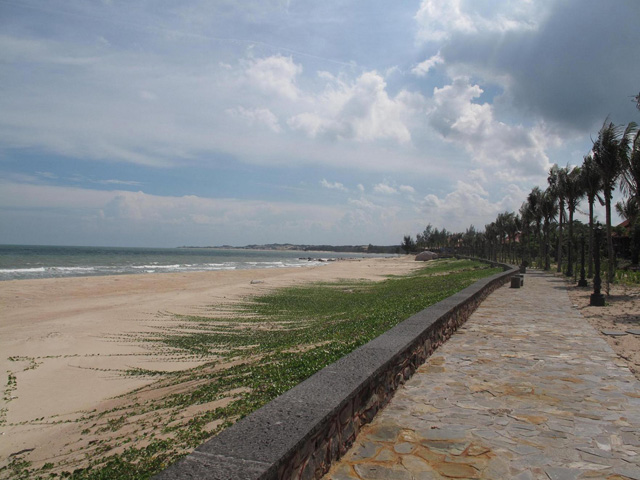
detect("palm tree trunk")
(588, 198), (594, 278)
(605, 193), (614, 292)
(544, 221), (550, 270)
(557, 202), (564, 272)
(537, 221), (543, 268)
(538, 222), (544, 268)
(567, 209), (574, 277)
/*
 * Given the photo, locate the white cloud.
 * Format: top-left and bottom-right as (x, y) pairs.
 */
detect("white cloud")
(348, 196), (376, 210)
(0, 180), (429, 246)
(287, 113), (325, 138)
(3, 1), (637, 249)
(99, 179), (144, 186)
(412, 52), (444, 76)
(320, 179), (347, 191)
(287, 71), (417, 144)
(370, 182), (415, 197)
(373, 183), (398, 195)
(427, 76), (550, 180)
(415, 0), (475, 41)
(0, 181), (348, 245)
(467, 169), (487, 183)
(341, 195), (409, 239)
(413, 0), (639, 133)
(0, 35), (431, 173)
(244, 55), (302, 100)
(226, 106), (281, 132)
(415, 0), (543, 42)
(418, 180), (525, 231)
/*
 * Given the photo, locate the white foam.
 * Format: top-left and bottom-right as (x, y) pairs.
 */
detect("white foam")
(0, 267), (47, 273)
(52, 266), (95, 272)
(133, 264), (181, 269)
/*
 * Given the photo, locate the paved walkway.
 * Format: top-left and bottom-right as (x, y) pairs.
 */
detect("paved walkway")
(325, 270), (640, 480)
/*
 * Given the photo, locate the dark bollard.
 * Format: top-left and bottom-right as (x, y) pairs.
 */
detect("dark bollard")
(578, 234), (588, 287)
(510, 274), (524, 288)
(590, 227), (605, 306)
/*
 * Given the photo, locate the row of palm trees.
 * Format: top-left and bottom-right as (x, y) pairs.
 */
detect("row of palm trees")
(405, 117), (640, 289)
(487, 117), (639, 281)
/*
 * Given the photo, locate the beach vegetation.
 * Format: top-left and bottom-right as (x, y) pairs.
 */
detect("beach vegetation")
(0, 259), (500, 480)
(616, 268), (640, 285)
(3, 373), (17, 402)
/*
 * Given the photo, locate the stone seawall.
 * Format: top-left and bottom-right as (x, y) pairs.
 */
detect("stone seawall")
(154, 260), (518, 480)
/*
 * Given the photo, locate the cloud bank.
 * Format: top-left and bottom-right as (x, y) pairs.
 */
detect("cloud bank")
(0, 0), (638, 246)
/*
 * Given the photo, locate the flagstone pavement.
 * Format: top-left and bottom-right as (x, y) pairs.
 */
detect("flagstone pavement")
(324, 270), (640, 480)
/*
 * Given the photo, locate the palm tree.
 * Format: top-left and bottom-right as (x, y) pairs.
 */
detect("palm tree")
(475, 231), (487, 260)
(527, 187), (544, 268)
(463, 225), (477, 256)
(401, 235), (415, 254)
(495, 211), (517, 263)
(498, 212), (508, 262)
(510, 214), (521, 264)
(620, 131), (640, 266)
(592, 118), (638, 287)
(616, 197), (639, 224)
(564, 166), (585, 277)
(484, 222), (498, 261)
(540, 188), (558, 271)
(519, 202), (534, 267)
(620, 130), (640, 205)
(616, 197), (640, 266)
(580, 155), (603, 277)
(548, 164), (568, 272)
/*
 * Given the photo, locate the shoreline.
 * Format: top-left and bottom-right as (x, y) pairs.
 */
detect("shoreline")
(0, 243), (398, 282)
(0, 256), (419, 472)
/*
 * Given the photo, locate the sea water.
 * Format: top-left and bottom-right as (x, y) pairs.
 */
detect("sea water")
(0, 245), (388, 281)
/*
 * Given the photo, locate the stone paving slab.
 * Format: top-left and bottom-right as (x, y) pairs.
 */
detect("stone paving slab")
(324, 271), (640, 480)
(602, 330), (629, 337)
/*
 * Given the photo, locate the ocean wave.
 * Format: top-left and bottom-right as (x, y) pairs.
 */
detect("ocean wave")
(52, 266), (96, 272)
(0, 267), (47, 274)
(132, 264), (181, 270)
(0, 258), (326, 280)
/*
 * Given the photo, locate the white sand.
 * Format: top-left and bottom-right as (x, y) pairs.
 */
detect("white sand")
(0, 256), (419, 469)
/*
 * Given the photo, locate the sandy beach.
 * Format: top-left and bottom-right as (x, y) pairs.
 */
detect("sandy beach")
(0, 256), (420, 473)
(566, 279), (640, 381)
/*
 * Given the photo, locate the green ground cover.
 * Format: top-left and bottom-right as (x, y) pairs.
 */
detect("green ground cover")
(616, 268), (640, 285)
(2, 259), (500, 480)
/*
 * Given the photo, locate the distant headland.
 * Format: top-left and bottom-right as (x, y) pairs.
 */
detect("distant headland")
(179, 243), (401, 254)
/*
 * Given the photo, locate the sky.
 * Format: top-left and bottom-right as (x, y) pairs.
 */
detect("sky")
(1, 0), (639, 248)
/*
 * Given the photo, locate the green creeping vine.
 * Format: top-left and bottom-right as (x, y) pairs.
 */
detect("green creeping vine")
(0, 259), (499, 480)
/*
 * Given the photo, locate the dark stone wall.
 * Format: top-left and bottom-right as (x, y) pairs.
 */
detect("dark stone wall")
(154, 261), (518, 480)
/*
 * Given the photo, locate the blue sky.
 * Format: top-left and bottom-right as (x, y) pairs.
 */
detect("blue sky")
(1, 0), (639, 247)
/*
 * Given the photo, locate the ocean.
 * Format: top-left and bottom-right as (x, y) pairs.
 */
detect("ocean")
(0, 245), (390, 281)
